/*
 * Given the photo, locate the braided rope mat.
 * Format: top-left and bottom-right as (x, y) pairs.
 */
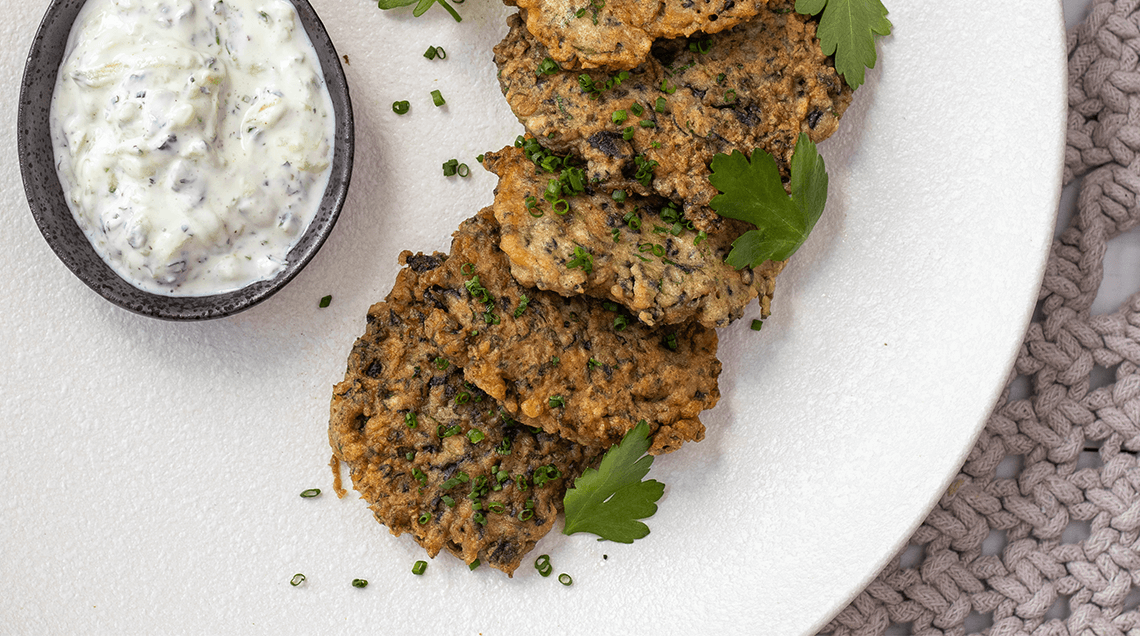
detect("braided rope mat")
(817, 2), (1140, 634)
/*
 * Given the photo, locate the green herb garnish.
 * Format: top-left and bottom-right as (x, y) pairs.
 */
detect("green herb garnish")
(290, 573), (306, 586)
(376, 0), (461, 22)
(795, 0), (891, 89)
(412, 560), (427, 575)
(351, 578), (368, 588)
(562, 420), (665, 543)
(709, 134), (827, 269)
(318, 295), (332, 308)
(299, 488), (321, 498)
(392, 101), (410, 115)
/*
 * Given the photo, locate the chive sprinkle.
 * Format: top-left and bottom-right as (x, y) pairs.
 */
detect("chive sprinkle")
(751, 319), (764, 331)
(476, 154), (484, 163)
(392, 100), (410, 115)
(434, 357), (450, 370)
(461, 262), (475, 276)
(412, 560), (427, 575)
(431, 89), (445, 107)
(299, 488), (321, 498)
(469, 559), (481, 571)
(631, 103), (644, 116)
(418, 512), (431, 525)
(442, 158), (459, 176)
(405, 412), (418, 428)
(612, 190), (627, 203)
(559, 573), (573, 586)
(457, 163), (470, 177)
(535, 555), (553, 577)
(467, 429), (485, 443)
(318, 295), (332, 308)
(351, 579), (368, 588)
(549, 395), (565, 408)
(654, 97), (667, 113)
(611, 109), (627, 124)
(290, 573), (306, 586)
(424, 45), (438, 60)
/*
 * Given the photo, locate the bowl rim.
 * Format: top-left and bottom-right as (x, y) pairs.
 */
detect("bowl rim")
(17, 0), (355, 321)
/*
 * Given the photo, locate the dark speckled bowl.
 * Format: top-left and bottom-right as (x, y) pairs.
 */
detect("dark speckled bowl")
(18, 0), (353, 320)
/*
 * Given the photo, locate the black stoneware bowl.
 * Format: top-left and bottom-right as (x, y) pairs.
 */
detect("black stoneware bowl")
(17, 0), (354, 320)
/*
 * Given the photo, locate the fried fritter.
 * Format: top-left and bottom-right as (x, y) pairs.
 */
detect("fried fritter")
(483, 145), (784, 328)
(494, 0), (852, 232)
(503, 0), (771, 71)
(412, 207), (720, 455)
(329, 253), (595, 576)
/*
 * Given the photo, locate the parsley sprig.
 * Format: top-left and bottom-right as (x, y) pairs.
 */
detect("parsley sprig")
(376, 0), (462, 22)
(562, 420), (665, 543)
(795, 0), (891, 89)
(709, 133), (828, 269)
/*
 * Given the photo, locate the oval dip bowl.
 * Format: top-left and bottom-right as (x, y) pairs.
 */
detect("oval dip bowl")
(17, 0), (354, 320)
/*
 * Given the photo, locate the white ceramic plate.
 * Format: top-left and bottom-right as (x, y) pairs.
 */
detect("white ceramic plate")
(0, 0), (1063, 633)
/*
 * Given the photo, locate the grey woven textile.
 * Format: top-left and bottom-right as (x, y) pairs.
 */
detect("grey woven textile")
(817, 2), (1140, 634)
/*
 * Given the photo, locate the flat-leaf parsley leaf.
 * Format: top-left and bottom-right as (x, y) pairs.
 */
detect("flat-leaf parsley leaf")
(562, 420), (665, 543)
(708, 133), (827, 269)
(795, 0), (890, 89)
(376, 0), (462, 22)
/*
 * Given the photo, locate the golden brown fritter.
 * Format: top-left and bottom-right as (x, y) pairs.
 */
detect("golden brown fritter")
(329, 253), (595, 576)
(502, 0), (771, 71)
(411, 207), (720, 455)
(483, 145), (784, 328)
(494, 0), (851, 232)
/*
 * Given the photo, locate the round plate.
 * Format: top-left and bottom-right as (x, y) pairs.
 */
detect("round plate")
(0, 0), (1063, 633)
(17, 0), (354, 320)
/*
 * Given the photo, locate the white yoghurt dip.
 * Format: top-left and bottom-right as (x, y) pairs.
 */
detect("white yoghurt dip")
(50, 0), (335, 296)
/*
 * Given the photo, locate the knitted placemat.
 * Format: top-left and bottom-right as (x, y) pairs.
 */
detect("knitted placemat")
(817, 2), (1140, 634)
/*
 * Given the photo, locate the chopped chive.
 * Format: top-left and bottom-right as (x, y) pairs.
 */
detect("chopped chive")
(456, 391), (471, 405)
(435, 47), (447, 59)
(318, 295), (332, 308)
(654, 97), (667, 112)
(424, 45), (438, 60)
(548, 395), (565, 408)
(418, 512), (431, 525)
(552, 199), (570, 215)
(515, 474), (529, 491)
(631, 103), (644, 116)
(392, 100), (410, 115)
(611, 228), (621, 243)
(461, 262), (475, 276)
(351, 579), (368, 588)
(724, 89), (737, 104)
(469, 559), (481, 571)
(588, 357), (601, 369)
(535, 555), (553, 577)
(442, 495), (455, 507)
(639, 119), (656, 128)
(660, 79), (676, 94)
(442, 158), (459, 176)
(487, 501), (506, 514)
(405, 451), (415, 461)
(434, 357), (450, 370)
(663, 332), (678, 351)
(431, 89), (445, 106)
(405, 412), (418, 428)
(559, 573), (573, 586)
(290, 573), (306, 586)
(694, 230), (707, 245)
(622, 126), (634, 141)
(476, 154), (484, 163)
(751, 319), (763, 331)
(457, 163), (470, 177)
(602, 301), (619, 311)
(412, 560), (428, 575)
(514, 293), (530, 317)
(536, 57), (561, 75)
(566, 246), (593, 273)
(611, 109), (627, 124)
(613, 315), (629, 331)
(467, 429), (485, 443)
(612, 190), (626, 203)
(299, 488), (321, 498)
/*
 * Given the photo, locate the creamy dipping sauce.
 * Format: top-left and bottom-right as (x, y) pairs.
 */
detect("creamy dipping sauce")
(51, 0), (335, 296)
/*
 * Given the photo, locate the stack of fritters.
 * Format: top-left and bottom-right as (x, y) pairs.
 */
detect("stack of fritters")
(330, 0), (850, 575)
(494, 0), (851, 233)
